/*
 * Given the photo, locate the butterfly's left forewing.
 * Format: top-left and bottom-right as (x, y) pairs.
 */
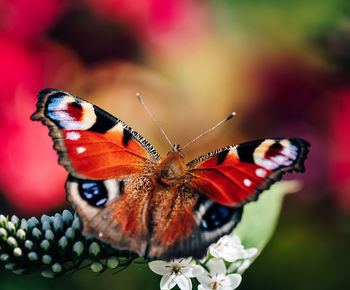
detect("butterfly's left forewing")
(31, 89), (160, 180)
(31, 89), (160, 256)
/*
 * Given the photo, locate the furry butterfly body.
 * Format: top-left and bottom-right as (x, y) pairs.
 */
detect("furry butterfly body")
(31, 89), (309, 259)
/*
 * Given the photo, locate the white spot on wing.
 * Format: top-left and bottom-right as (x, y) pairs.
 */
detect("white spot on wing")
(66, 132), (81, 140)
(76, 147), (86, 154)
(110, 122), (124, 132)
(253, 139), (298, 170)
(228, 146), (238, 156)
(81, 102), (97, 129)
(255, 168), (267, 178)
(47, 96), (97, 130)
(273, 155), (287, 164)
(243, 179), (252, 187)
(254, 157), (277, 170)
(47, 96), (73, 111)
(47, 111), (73, 122)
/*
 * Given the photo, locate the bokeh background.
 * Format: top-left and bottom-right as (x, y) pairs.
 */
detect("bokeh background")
(1, 0), (350, 289)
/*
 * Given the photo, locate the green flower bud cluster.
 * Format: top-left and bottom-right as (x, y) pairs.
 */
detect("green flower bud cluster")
(0, 210), (136, 278)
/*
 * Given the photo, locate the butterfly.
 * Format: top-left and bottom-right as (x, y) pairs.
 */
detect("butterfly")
(31, 88), (309, 260)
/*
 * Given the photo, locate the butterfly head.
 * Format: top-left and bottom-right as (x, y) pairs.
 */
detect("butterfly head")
(158, 148), (186, 186)
(171, 143), (182, 152)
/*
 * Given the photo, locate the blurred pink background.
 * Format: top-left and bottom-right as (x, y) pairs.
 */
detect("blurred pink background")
(0, 0), (349, 289)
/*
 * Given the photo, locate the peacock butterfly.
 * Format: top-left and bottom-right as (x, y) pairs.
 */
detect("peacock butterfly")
(31, 88), (309, 259)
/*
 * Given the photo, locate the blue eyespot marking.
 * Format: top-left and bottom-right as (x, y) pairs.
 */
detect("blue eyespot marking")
(78, 180), (108, 207)
(201, 203), (242, 231)
(47, 96), (66, 112)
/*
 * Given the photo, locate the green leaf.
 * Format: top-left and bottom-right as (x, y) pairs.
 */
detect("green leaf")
(234, 181), (301, 254)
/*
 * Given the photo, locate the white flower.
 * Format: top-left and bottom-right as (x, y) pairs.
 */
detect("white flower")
(209, 235), (247, 262)
(149, 257), (204, 290)
(228, 247), (258, 273)
(197, 259), (241, 290)
(228, 259), (251, 274)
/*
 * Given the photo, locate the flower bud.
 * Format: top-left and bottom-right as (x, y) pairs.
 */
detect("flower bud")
(89, 242), (101, 257)
(6, 222), (16, 234)
(72, 218), (81, 231)
(106, 256), (120, 269)
(0, 215), (6, 226)
(5, 263), (16, 270)
(13, 247), (23, 257)
(42, 221), (51, 231)
(73, 241), (84, 257)
(40, 240), (50, 251)
(52, 263), (63, 273)
(41, 214), (52, 225)
(42, 254), (52, 265)
(62, 210), (73, 225)
(90, 262), (104, 273)
(0, 253), (9, 261)
(11, 215), (19, 227)
(20, 219), (28, 231)
(28, 252), (38, 262)
(41, 269), (55, 278)
(65, 227), (75, 240)
(0, 228), (8, 239)
(27, 217), (39, 228)
(58, 236), (68, 250)
(16, 229), (26, 241)
(32, 227), (42, 240)
(44, 230), (55, 241)
(24, 240), (34, 250)
(53, 215), (63, 233)
(7, 236), (18, 248)
(13, 268), (26, 275)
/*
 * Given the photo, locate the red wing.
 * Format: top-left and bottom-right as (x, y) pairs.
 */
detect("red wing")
(31, 89), (160, 180)
(187, 138), (309, 206)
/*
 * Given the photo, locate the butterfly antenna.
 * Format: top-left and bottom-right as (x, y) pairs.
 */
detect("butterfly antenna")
(136, 93), (173, 148)
(182, 112), (236, 150)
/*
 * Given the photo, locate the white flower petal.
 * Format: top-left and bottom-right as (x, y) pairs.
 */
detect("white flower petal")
(183, 264), (204, 277)
(231, 235), (242, 245)
(221, 250), (245, 262)
(209, 247), (222, 258)
(149, 260), (171, 275)
(207, 259), (226, 275)
(160, 273), (177, 290)
(227, 273), (242, 289)
(197, 272), (211, 286)
(220, 235), (231, 244)
(199, 254), (208, 264)
(178, 257), (192, 266)
(209, 235), (249, 262)
(198, 285), (209, 290)
(175, 274), (192, 290)
(245, 248), (258, 258)
(227, 261), (241, 273)
(237, 259), (251, 273)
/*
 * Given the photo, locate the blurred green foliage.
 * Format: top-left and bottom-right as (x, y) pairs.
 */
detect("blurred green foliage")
(241, 203), (350, 290)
